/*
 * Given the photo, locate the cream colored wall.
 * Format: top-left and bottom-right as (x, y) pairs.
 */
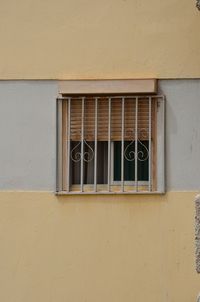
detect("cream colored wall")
(0, 191), (199, 302)
(0, 0), (200, 79)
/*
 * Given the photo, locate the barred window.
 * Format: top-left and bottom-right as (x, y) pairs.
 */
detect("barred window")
(56, 88), (165, 194)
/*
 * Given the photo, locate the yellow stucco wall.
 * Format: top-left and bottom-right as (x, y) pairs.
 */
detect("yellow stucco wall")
(0, 191), (199, 302)
(0, 0), (200, 79)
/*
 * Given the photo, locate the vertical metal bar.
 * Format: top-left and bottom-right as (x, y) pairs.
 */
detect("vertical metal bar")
(67, 98), (71, 192)
(94, 97), (98, 192)
(56, 98), (63, 192)
(148, 97), (152, 191)
(135, 97), (138, 191)
(56, 99), (59, 192)
(121, 97), (125, 192)
(80, 97), (85, 192)
(163, 95), (166, 193)
(107, 98), (111, 192)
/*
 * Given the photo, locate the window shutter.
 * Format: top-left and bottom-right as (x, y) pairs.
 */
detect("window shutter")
(70, 97), (155, 141)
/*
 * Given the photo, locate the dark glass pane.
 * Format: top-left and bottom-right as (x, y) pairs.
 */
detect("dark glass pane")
(114, 141), (149, 181)
(70, 141), (108, 185)
(70, 141), (81, 184)
(83, 141), (94, 184)
(97, 141), (108, 184)
(137, 140), (149, 181)
(114, 141), (122, 181)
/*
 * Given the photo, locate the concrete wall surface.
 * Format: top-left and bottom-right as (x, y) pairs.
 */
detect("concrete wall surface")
(0, 80), (200, 190)
(0, 81), (58, 190)
(160, 80), (200, 190)
(0, 0), (200, 79)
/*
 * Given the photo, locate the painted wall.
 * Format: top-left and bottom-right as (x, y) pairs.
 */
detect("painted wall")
(0, 80), (200, 191)
(0, 80), (200, 301)
(0, 0), (200, 79)
(0, 192), (199, 302)
(0, 81), (58, 190)
(1, 1), (200, 300)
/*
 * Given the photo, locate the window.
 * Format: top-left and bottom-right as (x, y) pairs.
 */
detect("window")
(56, 81), (165, 194)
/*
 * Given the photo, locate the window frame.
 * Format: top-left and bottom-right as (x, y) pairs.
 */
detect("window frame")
(56, 80), (165, 195)
(110, 141), (149, 187)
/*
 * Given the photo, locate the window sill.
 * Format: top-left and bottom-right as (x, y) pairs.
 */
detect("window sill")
(55, 191), (165, 195)
(55, 185), (165, 195)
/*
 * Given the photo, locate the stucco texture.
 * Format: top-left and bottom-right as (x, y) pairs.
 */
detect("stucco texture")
(1, 80), (200, 191)
(0, 0), (200, 79)
(0, 192), (199, 302)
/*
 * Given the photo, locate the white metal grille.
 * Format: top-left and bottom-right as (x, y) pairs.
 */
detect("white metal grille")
(56, 95), (165, 194)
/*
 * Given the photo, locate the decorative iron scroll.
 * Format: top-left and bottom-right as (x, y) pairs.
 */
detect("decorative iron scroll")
(71, 130), (149, 163)
(124, 129), (149, 162)
(71, 140), (94, 163)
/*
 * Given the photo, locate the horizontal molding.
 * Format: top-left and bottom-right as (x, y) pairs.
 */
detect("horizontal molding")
(58, 79), (157, 95)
